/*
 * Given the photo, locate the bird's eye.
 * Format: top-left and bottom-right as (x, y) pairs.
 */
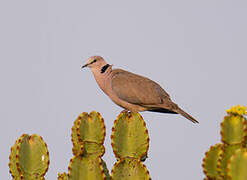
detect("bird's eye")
(92, 59), (97, 63)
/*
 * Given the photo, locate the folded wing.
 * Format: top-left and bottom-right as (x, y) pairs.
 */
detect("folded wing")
(111, 69), (170, 106)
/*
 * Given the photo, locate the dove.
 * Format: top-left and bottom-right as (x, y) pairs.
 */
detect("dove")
(82, 56), (198, 123)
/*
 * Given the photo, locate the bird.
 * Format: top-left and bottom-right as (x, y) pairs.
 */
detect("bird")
(82, 56), (198, 123)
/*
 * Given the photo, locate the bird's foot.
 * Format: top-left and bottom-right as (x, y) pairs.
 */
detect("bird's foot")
(121, 110), (139, 117)
(121, 109), (130, 113)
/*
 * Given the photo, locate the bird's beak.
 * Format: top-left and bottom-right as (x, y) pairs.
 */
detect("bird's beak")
(81, 63), (88, 69)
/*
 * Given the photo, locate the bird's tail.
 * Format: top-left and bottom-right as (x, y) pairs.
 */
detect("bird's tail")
(148, 102), (199, 123)
(175, 107), (199, 124)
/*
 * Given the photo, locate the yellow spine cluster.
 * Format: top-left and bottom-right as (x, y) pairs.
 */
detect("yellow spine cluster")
(226, 105), (247, 116)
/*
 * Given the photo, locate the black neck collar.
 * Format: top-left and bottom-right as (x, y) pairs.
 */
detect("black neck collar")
(101, 64), (110, 73)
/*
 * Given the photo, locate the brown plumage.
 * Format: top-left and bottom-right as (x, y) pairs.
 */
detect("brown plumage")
(82, 56), (198, 123)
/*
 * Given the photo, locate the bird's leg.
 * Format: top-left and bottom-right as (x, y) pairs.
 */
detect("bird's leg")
(121, 109), (133, 117)
(121, 109), (129, 113)
(121, 109), (136, 118)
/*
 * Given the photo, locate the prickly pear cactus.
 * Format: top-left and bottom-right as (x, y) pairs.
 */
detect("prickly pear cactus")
(202, 105), (247, 180)
(9, 111), (154, 180)
(111, 111), (151, 180)
(58, 111), (110, 180)
(9, 134), (50, 179)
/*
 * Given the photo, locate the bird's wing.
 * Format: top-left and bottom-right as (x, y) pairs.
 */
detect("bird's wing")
(111, 69), (170, 105)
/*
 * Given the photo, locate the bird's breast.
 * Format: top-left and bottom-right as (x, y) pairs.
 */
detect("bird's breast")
(94, 74), (111, 95)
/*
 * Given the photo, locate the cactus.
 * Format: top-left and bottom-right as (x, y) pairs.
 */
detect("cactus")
(9, 105), (247, 179)
(8, 111), (155, 180)
(9, 134), (49, 179)
(58, 111), (110, 180)
(202, 105), (247, 180)
(8, 111), (152, 180)
(111, 111), (151, 179)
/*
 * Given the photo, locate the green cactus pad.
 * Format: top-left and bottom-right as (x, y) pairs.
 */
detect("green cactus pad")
(202, 144), (222, 179)
(68, 156), (105, 180)
(221, 114), (247, 145)
(71, 119), (84, 156)
(82, 142), (105, 158)
(9, 137), (22, 179)
(111, 158), (150, 180)
(15, 134), (49, 179)
(227, 148), (247, 180)
(58, 172), (68, 180)
(218, 144), (242, 178)
(75, 111), (106, 157)
(76, 111), (106, 144)
(111, 111), (149, 160)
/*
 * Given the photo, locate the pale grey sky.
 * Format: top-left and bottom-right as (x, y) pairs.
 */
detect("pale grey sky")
(1, 0), (247, 179)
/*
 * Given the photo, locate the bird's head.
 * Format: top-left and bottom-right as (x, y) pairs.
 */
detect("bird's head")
(82, 56), (112, 74)
(82, 56), (106, 69)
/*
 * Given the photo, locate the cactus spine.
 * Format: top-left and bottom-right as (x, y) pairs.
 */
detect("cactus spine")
(111, 111), (151, 179)
(202, 105), (247, 180)
(58, 172), (68, 180)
